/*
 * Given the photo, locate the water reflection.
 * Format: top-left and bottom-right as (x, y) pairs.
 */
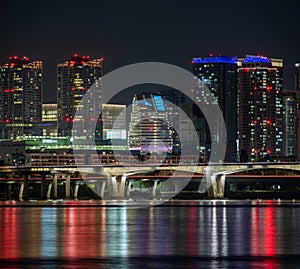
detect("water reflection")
(1, 201), (300, 268)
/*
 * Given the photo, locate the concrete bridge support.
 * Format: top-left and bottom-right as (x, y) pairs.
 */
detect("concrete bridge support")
(19, 174), (29, 200)
(40, 174), (47, 200)
(106, 175), (127, 198)
(52, 174), (58, 199)
(65, 174), (71, 199)
(207, 174), (226, 198)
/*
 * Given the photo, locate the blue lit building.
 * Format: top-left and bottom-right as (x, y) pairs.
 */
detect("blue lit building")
(238, 55), (283, 161)
(192, 55), (238, 162)
(128, 93), (172, 155)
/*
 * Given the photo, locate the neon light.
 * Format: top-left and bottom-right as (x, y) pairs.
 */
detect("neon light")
(192, 56), (238, 64)
(243, 55), (271, 64)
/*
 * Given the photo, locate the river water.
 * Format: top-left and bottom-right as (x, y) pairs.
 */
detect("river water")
(1, 200), (300, 268)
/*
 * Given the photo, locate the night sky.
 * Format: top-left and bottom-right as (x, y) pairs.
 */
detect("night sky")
(2, 0), (300, 103)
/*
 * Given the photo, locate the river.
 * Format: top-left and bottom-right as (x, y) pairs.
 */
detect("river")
(1, 200), (300, 268)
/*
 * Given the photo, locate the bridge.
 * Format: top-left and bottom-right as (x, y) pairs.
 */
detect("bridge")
(0, 162), (300, 200)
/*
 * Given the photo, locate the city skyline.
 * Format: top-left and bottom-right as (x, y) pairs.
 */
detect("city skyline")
(2, 0), (300, 103)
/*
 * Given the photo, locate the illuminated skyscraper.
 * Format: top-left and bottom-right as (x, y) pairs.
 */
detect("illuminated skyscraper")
(192, 56), (238, 162)
(0, 56), (42, 139)
(238, 55), (283, 161)
(294, 63), (300, 160)
(128, 93), (172, 154)
(57, 54), (103, 138)
(282, 89), (296, 157)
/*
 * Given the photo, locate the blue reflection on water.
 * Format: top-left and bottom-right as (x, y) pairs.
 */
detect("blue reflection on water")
(40, 207), (58, 258)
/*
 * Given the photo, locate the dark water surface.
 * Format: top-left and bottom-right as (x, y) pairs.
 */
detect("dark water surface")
(1, 200), (300, 268)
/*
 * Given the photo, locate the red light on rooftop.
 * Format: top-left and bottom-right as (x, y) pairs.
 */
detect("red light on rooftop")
(100, 57), (104, 61)
(209, 53), (213, 57)
(13, 56), (18, 59)
(74, 53), (78, 57)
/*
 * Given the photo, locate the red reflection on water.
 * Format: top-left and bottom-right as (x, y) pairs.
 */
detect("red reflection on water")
(63, 207), (107, 258)
(187, 206), (198, 256)
(251, 202), (277, 269)
(0, 207), (20, 259)
(264, 205), (276, 256)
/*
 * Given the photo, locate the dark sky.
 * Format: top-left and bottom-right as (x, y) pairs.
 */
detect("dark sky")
(2, 0), (300, 103)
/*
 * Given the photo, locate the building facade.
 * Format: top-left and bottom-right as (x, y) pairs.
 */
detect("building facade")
(238, 55), (283, 161)
(0, 56), (42, 140)
(101, 104), (126, 140)
(42, 103), (58, 137)
(295, 63), (300, 160)
(192, 56), (238, 162)
(57, 54), (103, 138)
(128, 93), (172, 155)
(282, 90), (296, 157)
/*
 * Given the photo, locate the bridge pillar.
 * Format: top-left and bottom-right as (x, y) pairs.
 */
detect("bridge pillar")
(74, 182), (80, 200)
(126, 181), (133, 198)
(47, 183), (52, 199)
(40, 174), (47, 200)
(22, 174), (29, 200)
(207, 174), (218, 198)
(106, 175), (126, 198)
(152, 180), (159, 199)
(100, 181), (106, 198)
(217, 175), (226, 198)
(53, 174), (58, 199)
(65, 174), (71, 199)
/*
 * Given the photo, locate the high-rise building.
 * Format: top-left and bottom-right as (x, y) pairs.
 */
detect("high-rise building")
(57, 54), (103, 138)
(42, 103), (58, 137)
(162, 89), (205, 155)
(0, 56), (42, 140)
(192, 56), (238, 162)
(294, 63), (300, 160)
(282, 89), (296, 157)
(101, 104), (126, 140)
(128, 93), (172, 154)
(238, 55), (283, 161)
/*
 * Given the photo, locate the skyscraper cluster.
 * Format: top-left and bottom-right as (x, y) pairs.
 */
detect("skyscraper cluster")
(0, 53), (299, 163)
